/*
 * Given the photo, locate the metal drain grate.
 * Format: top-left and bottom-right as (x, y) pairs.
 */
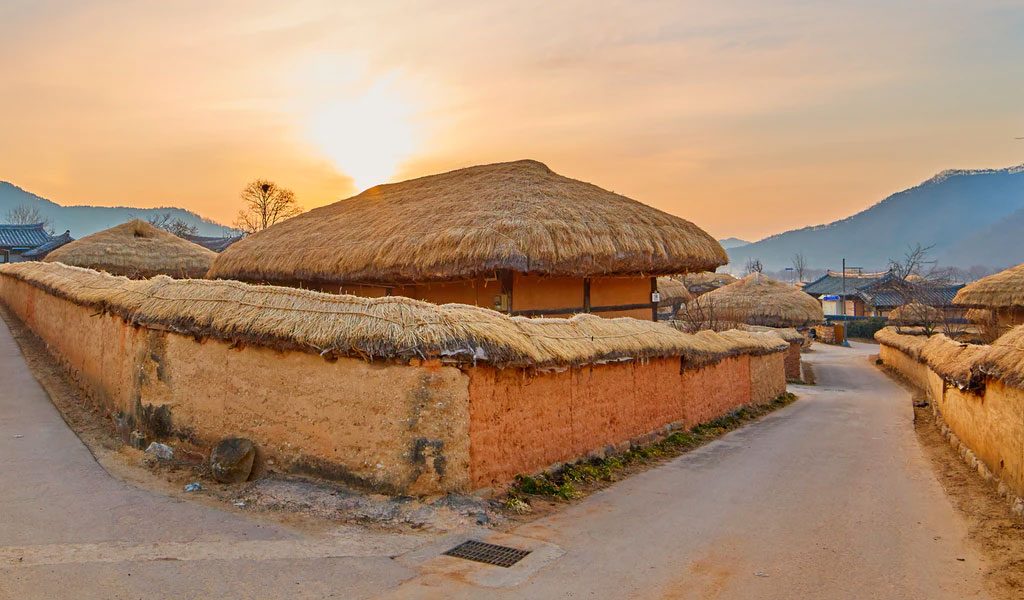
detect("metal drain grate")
(443, 539), (531, 568)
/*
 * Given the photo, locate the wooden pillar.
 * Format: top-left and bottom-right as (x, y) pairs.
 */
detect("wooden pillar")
(583, 277), (591, 313)
(650, 276), (658, 321)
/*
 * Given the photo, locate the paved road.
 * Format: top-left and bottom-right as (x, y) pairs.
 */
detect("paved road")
(0, 317), (991, 599)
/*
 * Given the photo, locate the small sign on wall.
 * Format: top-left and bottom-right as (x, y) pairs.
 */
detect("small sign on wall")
(651, 291), (661, 303)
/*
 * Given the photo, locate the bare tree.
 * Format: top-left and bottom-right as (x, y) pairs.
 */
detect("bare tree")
(886, 243), (968, 339)
(791, 252), (807, 283)
(744, 257), (764, 275)
(146, 212), (199, 238)
(674, 296), (736, 333)
(888, 243), (939, 281)
(5, 205), (52, 232)
(234, 180), (303, 233)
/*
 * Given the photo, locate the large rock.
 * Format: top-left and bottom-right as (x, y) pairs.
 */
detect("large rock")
(210, 438), (256, 483)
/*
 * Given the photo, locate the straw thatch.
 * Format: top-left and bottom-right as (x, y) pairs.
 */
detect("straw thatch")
(208, 160), (727, 286)
(919, 334), (988, 389)
(875, 326), (1019, 390)
(874, 327), (928, 360)
(657, 277), (692, 307)
(0, 261), (787, 369)
(954, 263), (1024, 308)
(681, 271), (737, 297)
(888, 302), (944, 325)
(45, 220), (215, 279)
(965, 308), (993, 324)
(736, 324), (806, 344)
(700, 273), (824, 328)
(979, 326), (1024, 389)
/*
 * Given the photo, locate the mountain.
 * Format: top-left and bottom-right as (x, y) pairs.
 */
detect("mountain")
(0, 181), (235, 237)
(727, 165), (1024, 272)
(718, 237), (750, 249)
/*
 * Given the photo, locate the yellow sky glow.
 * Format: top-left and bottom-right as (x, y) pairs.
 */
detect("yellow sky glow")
(1, 1), (1022, 239)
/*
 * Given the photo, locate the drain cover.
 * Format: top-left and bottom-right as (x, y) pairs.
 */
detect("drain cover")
(443, 539), (531, 568)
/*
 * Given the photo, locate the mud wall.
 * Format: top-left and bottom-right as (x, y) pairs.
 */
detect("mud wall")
(750, 352), (787, 405)
(467, 355), (767, 490)
(0, 276), (471, 495)
(878, 340), (1024, 499)
(784, 341), (802, 381)
(1, 273), (788, 495)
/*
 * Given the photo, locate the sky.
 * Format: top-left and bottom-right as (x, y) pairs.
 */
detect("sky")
(1, 0), (1022, 240)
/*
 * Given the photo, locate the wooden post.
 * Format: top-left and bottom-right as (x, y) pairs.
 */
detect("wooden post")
(583, 278), (591, 313)
(650, 276), (658, 321)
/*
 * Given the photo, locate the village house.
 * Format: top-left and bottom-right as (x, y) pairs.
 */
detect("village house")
(954, 262), (1024, 329)
(45, 219), (215, 279)
(802, 270), (962, 318)
(209, 160), (728, 321)
(0, 223), (56, 263)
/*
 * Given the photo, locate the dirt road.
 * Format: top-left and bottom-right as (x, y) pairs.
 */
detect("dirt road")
(0, 318), (993, 599)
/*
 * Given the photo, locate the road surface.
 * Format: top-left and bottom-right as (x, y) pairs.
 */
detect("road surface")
(0, 319), (990, 599)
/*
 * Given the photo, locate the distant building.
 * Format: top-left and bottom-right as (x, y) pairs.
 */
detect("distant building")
(182, 233), (243, 253)
(0, 223), (56, 263)
(802, 271), (891, 316)
(20, 230), (74, 260)
(803, 270), (963, 318)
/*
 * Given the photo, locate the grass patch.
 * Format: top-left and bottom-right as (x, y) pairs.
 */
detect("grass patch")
(504, 392), (797, 507)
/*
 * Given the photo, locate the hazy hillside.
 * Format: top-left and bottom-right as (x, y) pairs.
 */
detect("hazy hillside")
(0, 181), (234, 237)
(944, 206), (1024, 268)
(718, 237), (750, 249)
(727, 166), (1024, 272)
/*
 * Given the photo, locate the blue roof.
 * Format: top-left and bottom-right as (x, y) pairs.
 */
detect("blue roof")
(0, 223), (52, 250)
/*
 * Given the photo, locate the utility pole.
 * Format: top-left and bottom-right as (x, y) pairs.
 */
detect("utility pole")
(841, 258), (846, 317)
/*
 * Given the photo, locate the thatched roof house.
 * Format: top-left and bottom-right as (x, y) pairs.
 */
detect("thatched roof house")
(210, 160), (727, 320)
(45, 220), (215, 279)
(656, 276), (693, 319)
(954, 263), (1024, 327)
(680, 272), (737, 297)
(888, 302), (944, 326)
(702, 273), (824, 328)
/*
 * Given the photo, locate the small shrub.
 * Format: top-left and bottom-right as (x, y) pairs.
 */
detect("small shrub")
(846, 318), (887, 339)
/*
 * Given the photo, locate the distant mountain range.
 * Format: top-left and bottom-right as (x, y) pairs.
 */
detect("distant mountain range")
(727, 165), (1024, 272)
(0, 181), (234, 237)
(717, 237), (750, 249)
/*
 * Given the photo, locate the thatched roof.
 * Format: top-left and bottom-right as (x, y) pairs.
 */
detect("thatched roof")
(736, 324), (806, 344)
(954, 263), (1024, 309)
(45, 220), (215, 279)
(657, 277), (692, 306)
(208, 160), (727, 286)
(979, 326), (1024, 389)
(1, 261), (787, 369)
(888, 302), (944, 325)
(965, 308), (993, 324)
(701, 273), (825, 328)
(875, 326), (1024, 390)
(681, 271), (737, 296)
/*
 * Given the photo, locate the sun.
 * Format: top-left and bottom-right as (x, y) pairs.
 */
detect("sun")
(306, 74), (420, 191)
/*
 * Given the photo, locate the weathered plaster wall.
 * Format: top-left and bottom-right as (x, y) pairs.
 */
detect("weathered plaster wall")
(784, 341), (802, 381)
(879, 340), (1024, 499)
(750, 353), (787, 405)
(878, 344), (930, 391)
(0, 276), (472, 494)
(466, 356), (759, 490)
(2, 273), (788, 495)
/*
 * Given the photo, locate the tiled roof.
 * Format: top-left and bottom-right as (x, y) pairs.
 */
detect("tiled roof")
(802, 271), (892, 296)
(0, 223), (52, 250)
(854, 277), (964, 309)
(21, 230), (74, 259)
(182, 234), (243, 253)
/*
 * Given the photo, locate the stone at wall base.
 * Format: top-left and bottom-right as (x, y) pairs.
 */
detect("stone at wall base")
(210, 437), (256, 484)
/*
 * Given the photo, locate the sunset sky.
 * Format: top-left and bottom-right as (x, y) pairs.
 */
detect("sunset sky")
(1, 0), (1022, 240)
